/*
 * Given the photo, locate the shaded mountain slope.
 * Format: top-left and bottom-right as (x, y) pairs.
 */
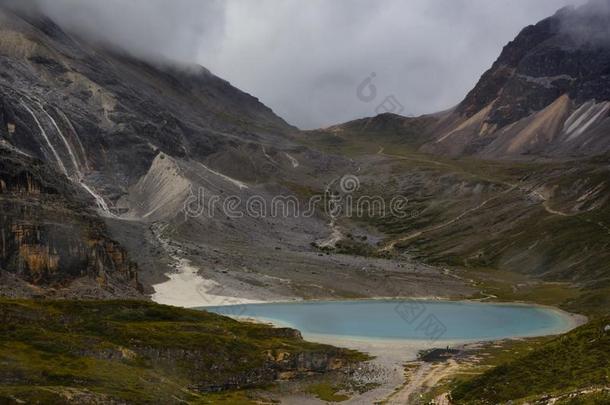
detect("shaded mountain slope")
(451, 317), (610, 404)
(0, 5), (332, 297)
(320, 113), (440, 148)
(0, 5), (463, 303)
(298, 124), (610, 307)
(0, 5), (295, 201)
(424, 1), (610, 158)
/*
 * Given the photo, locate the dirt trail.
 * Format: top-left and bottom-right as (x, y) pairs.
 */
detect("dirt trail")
(375, 146), (610, 251)
(386, 362), (431, 404)
(377, 146), (454, 168)
(376, 144), (585, 219)
(385, 360), (460, 404)
(381, 186), (516, 252)
(376, 145), (515, 252)
(533, 190), (610, 234)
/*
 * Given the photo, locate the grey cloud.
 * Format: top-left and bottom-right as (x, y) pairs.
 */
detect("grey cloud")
(32, 0), (225, 63)
(207, 0), (585, 128)
(558, 0), (610, 47)
(7, 0), (588, 129)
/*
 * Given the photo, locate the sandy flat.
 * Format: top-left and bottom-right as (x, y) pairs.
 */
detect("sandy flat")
(151, 257), (263, 307)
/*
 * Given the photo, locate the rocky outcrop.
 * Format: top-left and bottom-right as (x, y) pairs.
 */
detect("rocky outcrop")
(118, 153), (192, 220)
(137, 345), (349, 392)
(424, 1), (610, 159)
(0, 146), (142, 297)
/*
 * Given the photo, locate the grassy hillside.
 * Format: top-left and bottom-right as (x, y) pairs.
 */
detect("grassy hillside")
(0, 299), (366, 404)
(450, 317), (610, 404)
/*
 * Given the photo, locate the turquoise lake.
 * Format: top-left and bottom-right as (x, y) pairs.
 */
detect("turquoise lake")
(203, 300), (576, 341)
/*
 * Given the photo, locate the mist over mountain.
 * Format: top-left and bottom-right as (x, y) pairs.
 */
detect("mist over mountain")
(1, 0), (584, 128)
(413, 0), (610, 158)
(559, 0), (610, 47)
(2, 0), (225, 63)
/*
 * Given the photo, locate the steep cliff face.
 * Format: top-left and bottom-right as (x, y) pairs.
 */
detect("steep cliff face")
(424, 1), (610, 159)
(0, 146), (141, 298)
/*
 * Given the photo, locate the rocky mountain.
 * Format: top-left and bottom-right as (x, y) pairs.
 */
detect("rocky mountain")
(2, 0), (608, 301)
(328, 1), (610, 160)
(0, 2), (608, 403)
(300, 2), (610, 300)
(0, 5), (463, 303)
(424, 0), (610, 158)
(0, 6), (294, 193)
(0, 5), (303, 297)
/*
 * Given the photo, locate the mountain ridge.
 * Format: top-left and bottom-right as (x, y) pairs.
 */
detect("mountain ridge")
(326, 1), (610, 161)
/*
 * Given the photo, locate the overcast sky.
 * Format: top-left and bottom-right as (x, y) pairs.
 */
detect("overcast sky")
(35, 0), (586, 129)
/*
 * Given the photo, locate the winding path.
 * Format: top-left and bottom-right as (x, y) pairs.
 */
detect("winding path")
(381, 185), (517, 252)
(375, 146), (610, 251)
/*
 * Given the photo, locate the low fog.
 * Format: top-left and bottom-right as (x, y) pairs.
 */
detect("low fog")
(559, 0), (610, 47)
(10, 0), (591, 128)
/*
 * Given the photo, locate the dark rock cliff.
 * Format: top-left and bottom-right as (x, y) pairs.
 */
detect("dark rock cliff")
(0, 146), (141, 297)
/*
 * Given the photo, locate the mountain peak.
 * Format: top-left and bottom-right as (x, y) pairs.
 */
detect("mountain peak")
(424, 1), (610, 159)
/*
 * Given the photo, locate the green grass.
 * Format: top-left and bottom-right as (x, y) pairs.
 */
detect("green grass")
(565, 286), (610, 318)
(450, 317), (610, 404)
(299, 125), (610, 404)
(459, 266), (610, 320)
(459, 267), (582, 305)
(0, 299), (367, 403)
(329, 141), (610, 315)
(306, 382), (350, 402)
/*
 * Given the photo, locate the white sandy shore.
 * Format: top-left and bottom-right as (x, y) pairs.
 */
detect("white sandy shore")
(150, 257), (263, 308)
(150, 221), (264, 308)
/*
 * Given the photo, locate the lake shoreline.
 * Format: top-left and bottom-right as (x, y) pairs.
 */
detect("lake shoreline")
(238, 298), (584, 404)
(199, 297), (588, 337)
(201, 297), (586, 404)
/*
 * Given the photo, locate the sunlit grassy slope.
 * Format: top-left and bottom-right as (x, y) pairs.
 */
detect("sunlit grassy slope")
(0, 299), (366, 404)
(450, 317), (610, 404)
